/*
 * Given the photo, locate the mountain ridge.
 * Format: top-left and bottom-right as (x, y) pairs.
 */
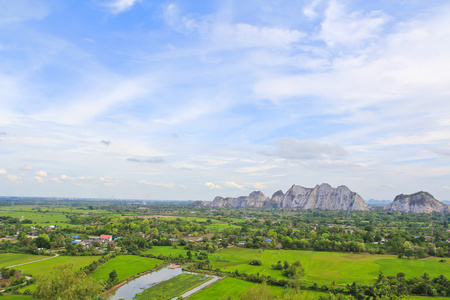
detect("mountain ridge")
(201, 183), (372, 211)
(383, 191), (449, 213)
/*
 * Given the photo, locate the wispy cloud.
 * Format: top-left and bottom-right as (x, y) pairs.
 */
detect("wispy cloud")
(317, 1), (391, 48)
(98, 0), (141, 14)
(127, 157), (165, 163)
(138, 180), (185, 189)
(225, 181), (245, 190)
(205, 182), (222, 189)
(1, 1), (450, 201)
(264, 138), (347, 160)
(20, 165), (33, 171)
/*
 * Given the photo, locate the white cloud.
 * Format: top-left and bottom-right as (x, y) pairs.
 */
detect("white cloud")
(36, 170), (47, 177)
(249, 182), (270, 190)
(5, 174), (19, 182)
(138, 180), (185, 189)
(99, 0), (141, 14)
(20, 165), (33, 171)
(163, 3), (304, 50)
(264, 138), (347, 160)
(0, 0), (49, 25)
(35, 176), (44, 183)
(212, 23), (304, 50)
(318, 1), (390, 47)
(52, 177), (62, 183)
(225, 181), (245, 190)
(237, 164), (279, 174)
(60, 174), (92, 181)
(205, 182), (222, 189)
(37, 78), (152, 125)
(163, 4), (208, 34)
(0, 169), (7, 175)
(100, 177), (119, 186)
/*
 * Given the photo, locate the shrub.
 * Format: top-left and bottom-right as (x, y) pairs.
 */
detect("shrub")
(249, 259), (262, 266)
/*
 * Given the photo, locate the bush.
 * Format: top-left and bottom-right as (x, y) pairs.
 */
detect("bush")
(249, 259), (262, 266)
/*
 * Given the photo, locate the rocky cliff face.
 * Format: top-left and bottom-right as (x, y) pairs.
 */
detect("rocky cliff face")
(202, 183), (372, 211)
(209, 191), (269, 208)
(280, 183), (372, 211)
(383, 192), (449, 213)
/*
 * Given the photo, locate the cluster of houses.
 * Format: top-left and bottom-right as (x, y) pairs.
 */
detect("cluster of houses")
(71, 234), (113, 246)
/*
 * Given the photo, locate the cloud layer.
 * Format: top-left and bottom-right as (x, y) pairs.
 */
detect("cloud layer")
(1, 1), (450, 201)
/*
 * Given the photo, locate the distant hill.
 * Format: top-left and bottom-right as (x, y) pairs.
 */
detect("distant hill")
(442, 200), (450, 206)
(200, 183), (373, 211)
(365, 199), (391, 207)
(383, 191), (449, 213)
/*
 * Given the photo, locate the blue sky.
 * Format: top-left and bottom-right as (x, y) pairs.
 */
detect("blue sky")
(1, 0), (450, 201)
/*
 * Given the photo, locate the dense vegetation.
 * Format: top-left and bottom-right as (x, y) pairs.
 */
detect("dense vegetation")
(0, 197), (449, 299)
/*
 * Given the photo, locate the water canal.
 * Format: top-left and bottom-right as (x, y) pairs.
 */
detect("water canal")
(104, 265), (183, 300)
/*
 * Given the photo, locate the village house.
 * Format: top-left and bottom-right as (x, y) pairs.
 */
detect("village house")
(100, 234), (113, 242)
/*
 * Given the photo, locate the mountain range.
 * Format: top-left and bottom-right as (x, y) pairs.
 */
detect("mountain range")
(200, 183), (372, 211)
(197, 183), (449, 213)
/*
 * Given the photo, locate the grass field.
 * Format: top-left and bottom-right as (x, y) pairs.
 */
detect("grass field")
(0, 210), (68, 225)
(206, 247), (450, 285)
(14, 255), (99, 276)
(204, 223), (242, 232)
(90, 255), (162, 282)
(0, 206), (120, 227)
(189, 277), (286, 300)
(133, 273), (211, 300)
(410, 296), (450, 300)
(0, 296), (39, 300)
(0, 253), (48, 268)
(1, 205), (115, 214)
(141, 246), (191, 257)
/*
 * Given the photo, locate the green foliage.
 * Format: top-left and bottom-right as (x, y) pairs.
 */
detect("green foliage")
(281, 260), (304, 279)
(34, 262), (104, 300)
(249, 259), (262, 266)
(108, 269), (117, 282)
(90, 255), (161, 282)
(133, 273), (209, 300)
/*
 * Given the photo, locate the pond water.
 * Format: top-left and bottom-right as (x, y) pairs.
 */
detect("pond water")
(103, 265), (183, 300)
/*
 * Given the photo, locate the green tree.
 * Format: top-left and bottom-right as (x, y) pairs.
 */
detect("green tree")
(404, 249), (414, 259)
(108, 269), (118, 282)
(34, 262), (104, 300)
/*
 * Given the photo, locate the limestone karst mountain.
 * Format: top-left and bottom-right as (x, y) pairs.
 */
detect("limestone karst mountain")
(202, 183), (372, 211)
(278, 183), (372, 211)
(383, 191), (449, 213)
(210, 191), (269, 208)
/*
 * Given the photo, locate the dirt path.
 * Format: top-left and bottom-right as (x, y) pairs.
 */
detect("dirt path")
(173, 276), (221, 299)
(6, 253), (59, 268)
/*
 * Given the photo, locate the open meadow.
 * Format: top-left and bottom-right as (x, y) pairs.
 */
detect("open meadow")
(0, 253), (48, 268)
(205, 247), (450, 285)
(141, 246), (191, 257)
(0, 205), (121, 227)
(90, 255), (162, 282)
(0, 296), (39, 300)
(188, 277), (285, 300)
(133, 273), (211, 300)
(141, 246), (450, 285)
(11, 255), (99, 276)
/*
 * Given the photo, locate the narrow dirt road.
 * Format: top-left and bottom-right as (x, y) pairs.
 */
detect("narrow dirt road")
(6, 253), (59, 268)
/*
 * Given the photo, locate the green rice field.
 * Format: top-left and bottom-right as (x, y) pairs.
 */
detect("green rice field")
(90, 255), (162, 282)
(12, 255), (99, 276)
(141, 246), (190, 257)
(133, 273), (211, 300)
(0, 296), (39, 300)
(206, 247), (450, 285)
(141, 246), (450, 286)
(189, 277), (285, 300)
(0, 253), (48, 268)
